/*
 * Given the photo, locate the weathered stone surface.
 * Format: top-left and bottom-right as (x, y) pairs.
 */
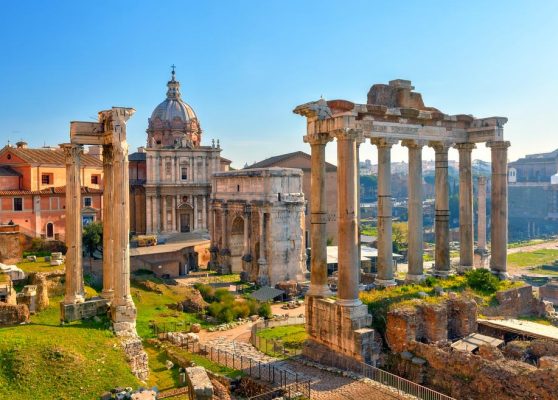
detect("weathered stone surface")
(182, 289), (208, 313)
(16, 285), (37, 313)
(121, 337), (149, 381)
(447, 295), (478, 339)
(185, 366), (214, 400)
(60, 297), (109, 322)
(386, 308), (418, 353)
(419, 302), (447, 343)
(29, 273), (50, 311)
(0, 303), (29, 325)
(482, 285), (537, 317)
(539, 282), (558, 306)
(539, 356), (558, 369)
(478, 344), (504, 361)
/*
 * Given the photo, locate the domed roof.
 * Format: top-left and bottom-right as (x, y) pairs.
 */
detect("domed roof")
(150, 69), (197, 123)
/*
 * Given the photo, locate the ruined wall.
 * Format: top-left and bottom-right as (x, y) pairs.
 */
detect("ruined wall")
(482, 285), (537, 317)
(0, 231), (21, 264)
(392, 341), (558, 400)
(0, 303), (29, 326)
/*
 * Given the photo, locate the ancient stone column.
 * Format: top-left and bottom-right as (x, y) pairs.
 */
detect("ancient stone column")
(62, 143), (85, 304)
(335, 129), (361, 305)
(221, 205), (229, 250)
(104, 108), (137, 334)
(403, 140), (425, 282)
(243, 208), (250, 256)
(257, 209), (269, 286)
(374, 138), (398, 287)
(101, 144), (114, 300)
(487, 141), (511, 278)
(202, 195), (207, 229)
(456, 143), (476, 272)
(304, 132), (332, 297)
(477, 176), (486, 250)
(430, 142), (452, 277)
(162, 195), (167, 232)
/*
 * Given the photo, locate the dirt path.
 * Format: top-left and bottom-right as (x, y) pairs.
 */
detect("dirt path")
(507, 239), (558, 254)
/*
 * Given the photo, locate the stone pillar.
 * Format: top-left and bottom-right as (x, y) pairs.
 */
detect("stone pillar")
(403, 140), (425, 282)
(304, 132), (332, 297)
(456, 143), (476, 272)
(146, 196), (152, 234)
(171, 196), (176, 232)
(62, 143), (85, 304)
(162, 195), (167, 232)
(101, 144), (114, 300)
(257, 209), (269, 286)
(105, 108), (137, 335)
(430, 142), (451, 277)
(202, 195), (207, 229)
(374, 138), (398, 287)
(193, 196), (198, 230)
(335, 129), (361, 306)
(487, 141), (510, 278)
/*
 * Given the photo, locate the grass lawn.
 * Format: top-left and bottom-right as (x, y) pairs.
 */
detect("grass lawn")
(16, 257), (64, 273)
(131, 276), (207, 339)
(0, 294), (138, 400)
(255, 325), (307, 358)
(143, 343), (187, 398)
(167, 345), (244, 379)
(507, 249), (558, 269)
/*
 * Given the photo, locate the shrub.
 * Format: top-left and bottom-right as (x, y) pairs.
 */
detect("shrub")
(221, 307), (234, 323)
(423, 276), (438, 287)
(258, 302), (272, 319)
(214, 288), (235, 304)
(195, 284), (216, 302)
(466, 269), (499, 293)
(232, 302), (251, 319)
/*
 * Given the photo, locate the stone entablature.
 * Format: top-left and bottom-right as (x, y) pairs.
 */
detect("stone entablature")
(210, 168), (307, 286)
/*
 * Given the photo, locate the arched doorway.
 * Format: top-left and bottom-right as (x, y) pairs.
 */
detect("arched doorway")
(230, 216), (244, 273)
(46, 222), (54, 239)
(177, 203), (193, 233)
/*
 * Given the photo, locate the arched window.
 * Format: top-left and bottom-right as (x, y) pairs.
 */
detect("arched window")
(46, 222), (54, 239)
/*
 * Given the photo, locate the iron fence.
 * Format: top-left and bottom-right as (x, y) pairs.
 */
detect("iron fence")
(247, 382), (310, 400)
(159, 332), (311, 399)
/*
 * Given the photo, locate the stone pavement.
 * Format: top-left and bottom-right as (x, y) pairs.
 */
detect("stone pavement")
(204, 337), (411, 400)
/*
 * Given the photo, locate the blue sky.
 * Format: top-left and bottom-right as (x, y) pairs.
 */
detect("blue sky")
(1, 1), (557, 168)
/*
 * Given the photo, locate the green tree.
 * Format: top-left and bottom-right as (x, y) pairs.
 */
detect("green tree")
(83, 221), (102, 273)
(392, 222), (409, 253)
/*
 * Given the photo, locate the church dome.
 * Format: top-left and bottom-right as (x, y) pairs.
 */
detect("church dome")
(150, 68), (197, 123)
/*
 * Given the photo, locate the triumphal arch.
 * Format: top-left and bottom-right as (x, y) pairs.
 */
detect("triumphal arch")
(61, 107), (138, 336)
(295, 79), (510, 365)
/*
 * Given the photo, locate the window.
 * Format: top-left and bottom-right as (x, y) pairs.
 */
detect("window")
(50, 197), (59, 210)
(84, 197), (92, 207)
(46, 222), (54, 238)
(41, 174), (51, 184)
(181, 167), (188, 180)
(237, 185), (240, 192)
(13, 197), (23, 211)
(91, 175), (99, 185)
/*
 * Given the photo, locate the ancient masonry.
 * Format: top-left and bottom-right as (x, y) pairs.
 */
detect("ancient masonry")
(294, 79), (510, 364)
(61, 107), (148, 379)
(209, 168), (307, 286)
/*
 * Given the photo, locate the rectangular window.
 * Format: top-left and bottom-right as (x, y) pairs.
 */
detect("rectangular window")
(13, 197), (23, 211)
(50, 197), (59, 210)
(84, 197), (92, 207)
(181, 167), (188, 180)
(41, 174), (51, 184)
(91, 175), (99, 185)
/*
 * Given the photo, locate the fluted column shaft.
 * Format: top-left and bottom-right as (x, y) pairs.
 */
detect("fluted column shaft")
(403, 140), (425, 282)
(305, 133), (332, 297)
(63, 144), (85, 304)
(488, 141), (510, 278)
(101, 144), (114, 300)
(431, 142), (451, 276)
(457, 143), (476, 270)
(335, 130), (361, 306)
(374, 138), (398, 286)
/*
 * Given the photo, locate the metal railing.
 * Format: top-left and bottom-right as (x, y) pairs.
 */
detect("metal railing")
(160, 332), (311, 399)
(248, 382), (309, 400)
(250, 317), (306, 359)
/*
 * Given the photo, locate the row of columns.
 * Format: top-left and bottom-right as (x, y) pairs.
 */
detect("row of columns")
(146, 194), (209, 233)
(307, 130), (510, 306)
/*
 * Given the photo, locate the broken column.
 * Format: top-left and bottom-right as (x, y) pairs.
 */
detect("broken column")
(488, 141), (510, 279)
(61, 143), (85, 305)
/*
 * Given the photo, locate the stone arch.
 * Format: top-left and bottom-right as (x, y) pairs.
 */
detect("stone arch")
(178, 202), (193, 233)
(230, 215), (244, 273)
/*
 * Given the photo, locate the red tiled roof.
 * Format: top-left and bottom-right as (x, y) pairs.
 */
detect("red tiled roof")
(0, 186), (102, 196)
(0, 146), (103, 167)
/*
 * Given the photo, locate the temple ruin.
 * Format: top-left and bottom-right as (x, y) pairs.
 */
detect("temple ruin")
(61, 107), (138, 336)
(295, 79), (510, 364)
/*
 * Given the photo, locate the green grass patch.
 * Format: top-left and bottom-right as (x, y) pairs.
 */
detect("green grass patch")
(16, 257), (64, 274)
(508, 249), (558, 269)
(0, 294), (138, 400)
(168, 346), (244, 379)
(144, 343), (186, 394)
(508, 239), (549, 249)
(255, 325), (307, 358)
(131, 277), (207, 339)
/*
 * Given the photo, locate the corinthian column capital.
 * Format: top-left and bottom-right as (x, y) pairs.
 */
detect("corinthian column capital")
(304, 132), (333, 146)
(486, 140), (511, 150)
(401, 139), (427, 149)
(428, 141), (453, 153)
(454, 142), (476, 152)
(371, 137), (399, 148)
(332, 128), (360, 141)
(61, 143), (83, 165)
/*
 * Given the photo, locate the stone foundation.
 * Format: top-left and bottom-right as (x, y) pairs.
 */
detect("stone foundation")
(60, 297), (109, 322)
(482, 285), (537, 317)
(185, 366), (214, 400)
(111, 302), (138, 336)
(304, 296), (381, 365)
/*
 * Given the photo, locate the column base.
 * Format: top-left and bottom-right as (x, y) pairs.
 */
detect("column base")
(307, 284), (332, 298)
(374, 278), (397, 287)
(432, 268), (453, 278)
(335, 298), (363, 307)
(405, 274), (426, 283)
(491, 270), (509, 280)
(111, 302), (138, 337)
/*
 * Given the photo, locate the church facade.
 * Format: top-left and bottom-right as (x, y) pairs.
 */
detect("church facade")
(132, 69), (230, 235)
